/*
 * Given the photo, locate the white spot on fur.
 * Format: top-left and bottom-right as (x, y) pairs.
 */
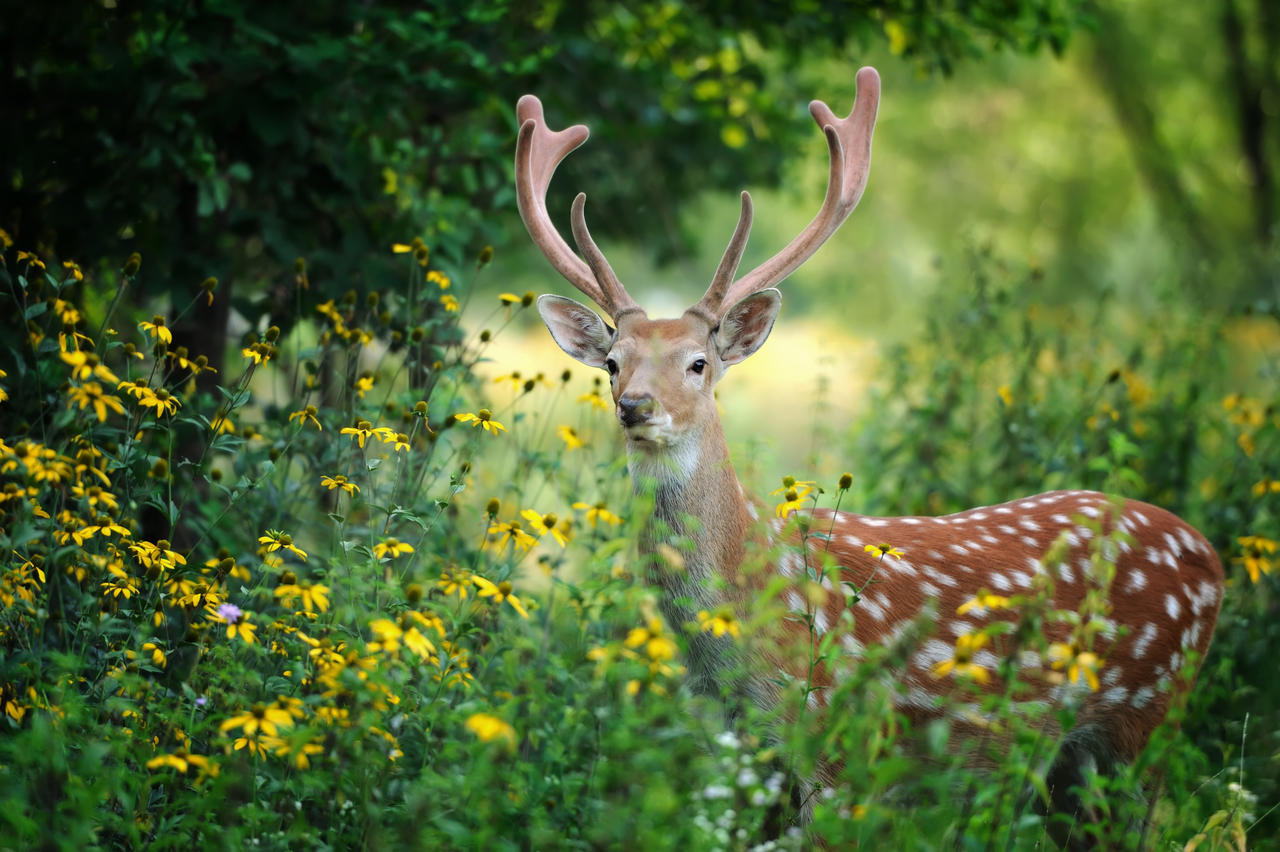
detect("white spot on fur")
(1080, 505), (1101, 518)
(779, 551), (802, 578)
(863, 518), (890, 528)
(841, 634), (866, 659)
(786, 591), (807, 615)
(990, 573), (1011, 591)
(902, 517), (922, 525)
(1164, 594), (1181, 621)
(860, 596), (887, 621)
(1125, 569), (1148, 593)
(1131, 686), (1155, 708)
(1132, 510), (1150, 527)
(912, 639), (953, 670)
(1102, 686), (1130, 705)
(920, 581), (941, 598)
(1131, 622), (1159, 659)
(813, 608), (831, 636)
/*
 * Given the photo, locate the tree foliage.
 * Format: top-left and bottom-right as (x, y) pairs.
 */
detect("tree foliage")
(2, 0), (1088, 355)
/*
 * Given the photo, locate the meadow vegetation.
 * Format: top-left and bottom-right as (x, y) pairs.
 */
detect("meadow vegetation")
(0, 231), (1275, 849)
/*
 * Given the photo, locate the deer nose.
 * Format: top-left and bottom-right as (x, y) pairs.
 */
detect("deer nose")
(617, 394), (656, 427)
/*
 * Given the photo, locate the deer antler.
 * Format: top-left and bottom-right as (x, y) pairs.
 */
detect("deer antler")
(515, 95), (641, 321)
(696, 66), (881, 318)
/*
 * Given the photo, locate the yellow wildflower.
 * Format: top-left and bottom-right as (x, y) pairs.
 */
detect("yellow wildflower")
(1048, 642), (1102, 691)
(572, 501), (622, 527)
(521, 509), (569, 547)
(557, 424), (584, 450)
(957, 591), (1012, 615)
(474, 576), (530, 618)
(932, 632), (991, 684)
(697, 609), (741, 638)
(289, 405), (322, 430)
(373, 537), (414, 559)
(465, 712), (516, 749)
(139, 316), (173, 345)
(67, 382), (125, 422)
(320, 474), (359, 496)
(258, 530), (308, 561)
(455, 409), (506, 434)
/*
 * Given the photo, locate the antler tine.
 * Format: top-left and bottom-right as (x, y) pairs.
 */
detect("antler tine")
(515, 95), (610, 311)
(717, 66), (880, 313)
(570, 193), (641, 319)
(687, 191), (754, 327)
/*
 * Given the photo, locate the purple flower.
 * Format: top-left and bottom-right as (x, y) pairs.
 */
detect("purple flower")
(216, 602), (243, 624)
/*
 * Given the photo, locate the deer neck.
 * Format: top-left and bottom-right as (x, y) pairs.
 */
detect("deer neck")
(628, 418), (758, 695)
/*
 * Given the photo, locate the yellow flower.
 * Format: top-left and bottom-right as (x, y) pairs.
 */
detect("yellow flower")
(864, 543), (904, 559)
(557, 424), (584, 450)
(373, 537), (414, 559)
(146, 749), (212, 774)
(932, 632), (991, 684)
(130, 540), (186, 571)
(997, 384), (1013, 407)
(474, 576), (530, 618)
(427, 269), (450, 289)
(577, 390), (610, 412)
(772, 476), (816, 518)
(625, 619), (680, 664)
(136, 387), (181, 417)
(697, 609), (741, 638)
(67, 382), (125, 422)
(521, 509), (569, 547)
(437, 567), (474, 599)
(1235, 535), (1277, 583)
(957, 591), (1012, 616)
(572, 501), (623, 527)
(220, 703), (294, 738)
(441, 294), (460, 313)
(60, 350), (118, 384)
(369, 618), (437, 658)
(258, 530), (308, 561)
(1252, 479), (1280, 498)
(289, 405), (322, 430)
(1048, 642), (1102, 691)
(340, 420), (395, 448)
(139, 316), (173, 345)
(486, 520), (538, 553)
(354, 375), (374, 399)
(274, 582), (329, 613)
(320, 474), (359, 496)
(16, 250), (45, 271)
(775, 488), (807, 519)
(465, 712), (516, 748)
(455, 409), (506, 435)
(241, 342), (274, 365)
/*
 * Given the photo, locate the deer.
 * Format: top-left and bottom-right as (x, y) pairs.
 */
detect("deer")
(514, 67), (1224, 846)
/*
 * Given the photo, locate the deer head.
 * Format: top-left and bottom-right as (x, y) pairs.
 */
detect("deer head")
(517, 68), (880, 480)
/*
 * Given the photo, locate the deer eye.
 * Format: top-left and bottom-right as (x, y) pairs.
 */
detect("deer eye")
(690, 358), (706, 375)
(605, 357), (619, 376)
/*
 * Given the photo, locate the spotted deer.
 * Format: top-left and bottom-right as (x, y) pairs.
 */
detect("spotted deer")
(515, 67), (1223, 841)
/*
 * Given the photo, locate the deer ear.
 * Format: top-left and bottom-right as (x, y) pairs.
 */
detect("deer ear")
(537, 294), (615, 368)
(716, 289), (781, 365)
